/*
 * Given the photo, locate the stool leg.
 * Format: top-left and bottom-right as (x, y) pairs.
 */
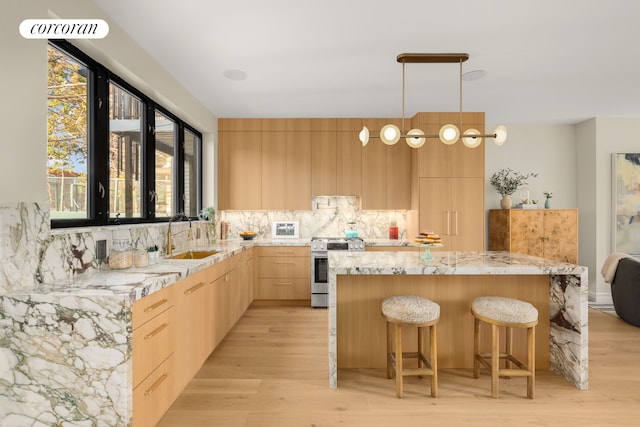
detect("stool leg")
(505, 326), (513, 371)
(431, 324), (438, 398)
(386, 321), (392, 379)
(395, 323), (403, 398)
(527, 326), (536, 399)
(491, 323), (499, 398)
(417, 326), (423, 369)
(473, 317), (480, 379)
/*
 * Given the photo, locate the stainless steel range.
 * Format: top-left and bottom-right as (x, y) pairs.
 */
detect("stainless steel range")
(310, 236), (365, 308)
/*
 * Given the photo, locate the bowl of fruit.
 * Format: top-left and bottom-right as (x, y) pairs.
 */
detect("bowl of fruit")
(239, 231), (257, 240)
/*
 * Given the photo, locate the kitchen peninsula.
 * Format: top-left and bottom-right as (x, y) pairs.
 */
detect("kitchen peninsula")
(328, 250), (588, 391)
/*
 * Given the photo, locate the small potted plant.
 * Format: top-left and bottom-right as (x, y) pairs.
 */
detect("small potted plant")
(147, 244), (159, 264)
(489, 168), (537, 209)
(543, 191), (553, 209)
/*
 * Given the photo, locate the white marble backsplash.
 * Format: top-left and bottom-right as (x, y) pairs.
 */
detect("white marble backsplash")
(221, 195), (408, 239)
(0, 197), (405, 293)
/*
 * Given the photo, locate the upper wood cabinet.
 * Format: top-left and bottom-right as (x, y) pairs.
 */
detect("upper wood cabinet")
(311, 119), (337, 196)
(336, 118), (362, 198)
(218, 127), (262, 210)
(412, 112), (485, 178)
(361, 118), (412, 209)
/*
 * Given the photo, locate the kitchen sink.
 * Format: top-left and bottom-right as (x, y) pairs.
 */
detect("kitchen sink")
(168, 250), (219, 260)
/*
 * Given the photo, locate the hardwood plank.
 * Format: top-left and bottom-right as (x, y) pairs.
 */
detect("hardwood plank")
(158, 306), (640, 427)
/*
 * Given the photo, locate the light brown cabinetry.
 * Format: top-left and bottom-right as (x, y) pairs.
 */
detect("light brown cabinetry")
(336, 119), (363, 198)
(488, 209), (578, 263)
(132, 286), (176, 427)
(218, 123), (262, 210)
(412, 112), (485, 178)
(419, 177), (484, 251)
(255, 246), (310, 301)
(261, 119), (312, 210)
(361, 118), (412, 209)
(174, 268), (214, 393)
(311, 119), (337, 195)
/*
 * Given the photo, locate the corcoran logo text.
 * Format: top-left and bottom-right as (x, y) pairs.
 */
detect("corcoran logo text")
(19, 19), (109, 39)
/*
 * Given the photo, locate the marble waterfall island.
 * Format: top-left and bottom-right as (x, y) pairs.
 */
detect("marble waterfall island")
(327, 250), (588, 391)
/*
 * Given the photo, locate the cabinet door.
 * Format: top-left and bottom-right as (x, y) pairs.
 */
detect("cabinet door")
(510, 210), (544, 257)
(336, 119), (362, 196)
(311, 119), (337, 195)
(543, 210), (578, 263)
(286, 132), (312, 209)
(450, 178), (485, 251)
(419, 177), (453, 248)
(419, 177), (484, 251)
(218, 131), (262, 209)
(261, 131), (287, 209)
(174, 272), (211, 393)
(415, 112), (485, 178)
(212, 270), (234, 347)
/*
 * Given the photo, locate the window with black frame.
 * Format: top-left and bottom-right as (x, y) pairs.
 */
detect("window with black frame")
(47, 41), (202, 228)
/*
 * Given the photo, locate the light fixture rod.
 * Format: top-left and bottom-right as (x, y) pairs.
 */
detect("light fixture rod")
(368, 133), (498, 139)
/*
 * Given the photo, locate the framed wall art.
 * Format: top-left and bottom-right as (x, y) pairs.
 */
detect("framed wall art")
(611, 152), (640, 255)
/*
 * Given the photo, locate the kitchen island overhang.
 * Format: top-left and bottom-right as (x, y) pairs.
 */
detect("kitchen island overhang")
(327, 250), (588, 391)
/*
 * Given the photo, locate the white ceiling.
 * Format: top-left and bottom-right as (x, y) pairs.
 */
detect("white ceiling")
(91, 0), (640, 125)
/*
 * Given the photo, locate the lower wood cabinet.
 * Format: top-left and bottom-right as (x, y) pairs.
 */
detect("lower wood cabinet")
(132, 249), (255, 426)
(255, 246), (310, 301)
(132, 286), (176, 427)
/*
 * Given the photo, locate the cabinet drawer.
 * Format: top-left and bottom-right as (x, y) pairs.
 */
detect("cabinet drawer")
(258, 256), (310, 279)
(258, 246), (309, 257)
(256, 278), (310, 300)
(132, 286), (174, 330)
(133, 306), (175, 387)
(133, 354), (175, 427)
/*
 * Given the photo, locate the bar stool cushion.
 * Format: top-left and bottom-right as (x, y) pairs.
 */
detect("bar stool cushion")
(382, 296), (440, 323)
(472, 296), (538, 324)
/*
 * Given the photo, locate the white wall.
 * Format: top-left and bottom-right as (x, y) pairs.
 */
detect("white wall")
(485, 123), (577, 210)
(0, 0), (218, 207)
(0, 2), (48, 204)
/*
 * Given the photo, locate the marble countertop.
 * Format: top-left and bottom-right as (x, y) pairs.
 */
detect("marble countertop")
(7, 238), (309, 301)
(5, 237), (447, 301)
(329, 250), (587, 275)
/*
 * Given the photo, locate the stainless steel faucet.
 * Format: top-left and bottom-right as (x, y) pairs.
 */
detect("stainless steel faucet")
(166, 213), (192, 255)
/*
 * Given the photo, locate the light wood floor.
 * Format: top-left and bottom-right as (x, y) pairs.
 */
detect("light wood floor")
(158, 307), (640, 427)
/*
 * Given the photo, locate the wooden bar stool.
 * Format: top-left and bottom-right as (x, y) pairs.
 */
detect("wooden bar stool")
(471, 296), (538, 399)
(381, 295), (440, 398)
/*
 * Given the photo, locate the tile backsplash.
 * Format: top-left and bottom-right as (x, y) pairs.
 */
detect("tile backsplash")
(0, 197), (410, 292)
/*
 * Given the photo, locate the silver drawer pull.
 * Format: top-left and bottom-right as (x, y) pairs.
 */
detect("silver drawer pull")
(144, 323), (168, 340)
(144, 373), (168, 396)
(143, 298), (168, 313)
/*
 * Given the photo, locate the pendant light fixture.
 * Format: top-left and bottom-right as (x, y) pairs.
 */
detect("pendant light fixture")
(358, 53), (507, 148)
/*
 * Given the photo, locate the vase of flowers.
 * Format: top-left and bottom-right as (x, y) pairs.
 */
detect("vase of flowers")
(489, 168), (538, 209)
(199, 207), (217, 244)
(543, 192), (553, 209)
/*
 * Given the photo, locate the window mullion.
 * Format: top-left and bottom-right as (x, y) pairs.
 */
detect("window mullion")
(93, 66), (110, 225)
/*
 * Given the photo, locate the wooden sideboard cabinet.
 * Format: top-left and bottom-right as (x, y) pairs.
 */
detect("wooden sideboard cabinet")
(488, 209), (578, 264)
